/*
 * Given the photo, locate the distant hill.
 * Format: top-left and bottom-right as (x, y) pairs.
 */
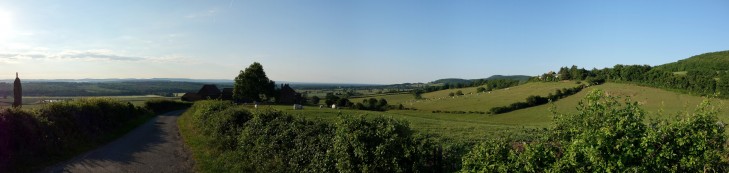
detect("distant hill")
(483, 75), (531, 82)
(431, 75), (531, 84)
(655, 50), (729, 72)
(431, 78), (472, 85)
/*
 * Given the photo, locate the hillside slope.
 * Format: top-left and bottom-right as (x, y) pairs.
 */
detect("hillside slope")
(655, 50), (729, 72)
(353, 82), (580, 112)
(499, 82), (727, 125)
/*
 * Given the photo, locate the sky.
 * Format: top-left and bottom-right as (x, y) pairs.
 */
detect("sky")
(0, 0), (728, 84)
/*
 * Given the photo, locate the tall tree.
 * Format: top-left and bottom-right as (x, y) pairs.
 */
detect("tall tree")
(233, 62), (276, 102)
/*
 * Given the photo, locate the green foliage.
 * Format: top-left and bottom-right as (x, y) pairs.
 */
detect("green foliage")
(412, 89), (424, 99)
(460, 138), (513, 172)
(0, 98), (153, 172)
(551, 89), (647, 172)
(656, 50), (729, 72)
(181, 102), (448, 173)
(489, 85), (585, 114)
(233, 62), (276, 102)
(641, 99), (726, 172)
(463, 89), (728, 172)
(237, 110), (335, 172)
(144, 99), (192, 114)
(334, 115), (442, 173)
(310, 96), (320, 105)
(476, 87), (486, 93)
(543, 52), (729, 98)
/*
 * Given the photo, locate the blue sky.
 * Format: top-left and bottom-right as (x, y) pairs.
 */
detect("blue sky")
(1, 0), (728, 84)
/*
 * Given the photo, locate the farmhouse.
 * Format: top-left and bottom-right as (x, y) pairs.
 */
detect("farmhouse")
(278, 84), (302, 104)
(181, 84), (235, 102)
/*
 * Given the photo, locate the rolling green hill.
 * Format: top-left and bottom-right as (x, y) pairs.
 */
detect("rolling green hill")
(655, 50), (729, 72)
(282, 82), (727, 144)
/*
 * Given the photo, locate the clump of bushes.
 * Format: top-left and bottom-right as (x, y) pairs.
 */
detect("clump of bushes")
(353, 98), (389, 111)
(463, 89), (728, 172)
(489, 85), (585, 114)
(183, 100), (452, 172)
(144, 99), (193, 114)
(0, 98), (153, 172)
(431, 110), (486, 114)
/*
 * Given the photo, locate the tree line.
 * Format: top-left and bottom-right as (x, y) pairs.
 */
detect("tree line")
(412, 79), (522, 99)
(489, 85), (586, 114)
(535, 64), (729, 98)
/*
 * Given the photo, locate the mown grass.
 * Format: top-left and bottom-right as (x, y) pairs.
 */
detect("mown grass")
(351, 82), (579, 112)
(500, 82), (727, 123)
(277, 82), (728, 144)
(274, 105), (545, 144)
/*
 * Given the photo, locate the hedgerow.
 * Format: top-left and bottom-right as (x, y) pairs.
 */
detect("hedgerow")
(183, 100), (452, 173)
(0, 98), (153, 172)
(144, 99), (192, 114)
(463, 89), (728, 172)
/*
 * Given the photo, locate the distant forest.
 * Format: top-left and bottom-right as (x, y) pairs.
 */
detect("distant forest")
(0, 81), (233, 97)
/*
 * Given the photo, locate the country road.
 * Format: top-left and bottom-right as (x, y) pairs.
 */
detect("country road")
(45, 110), (194, 173)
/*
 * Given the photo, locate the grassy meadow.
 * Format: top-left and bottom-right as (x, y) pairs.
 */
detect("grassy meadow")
(273, 82), (727, 144)
(352, 81), (580, 112)
(0, 95), (181, 109)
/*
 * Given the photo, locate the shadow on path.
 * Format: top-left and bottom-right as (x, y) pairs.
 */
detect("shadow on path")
(43, 110), (194, 173)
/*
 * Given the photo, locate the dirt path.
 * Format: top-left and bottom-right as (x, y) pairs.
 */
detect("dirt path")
(45, 110), (194, 173)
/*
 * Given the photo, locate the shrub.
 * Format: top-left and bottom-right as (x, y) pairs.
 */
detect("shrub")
(237, 110), (335, 172)
(334, 115), (442, 172)
(0, 108), (44, 171)
(204, 107), (253, 150)
(188, 100), (236, 127)
(0, 98), (153, 172)
(144, 99), (192, 114)
(183, 101), (451, 173)
(464, 89), (728, 172)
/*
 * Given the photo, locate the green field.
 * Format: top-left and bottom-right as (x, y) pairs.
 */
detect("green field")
(352, 81), (580, 112)
(274, 82), (727, 144)
(0, 95), (181, 109)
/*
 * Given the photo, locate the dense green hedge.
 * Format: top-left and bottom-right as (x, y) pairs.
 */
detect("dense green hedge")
(464, 89), (728, 172)
(0, 98), (153, 172)
(144, 99), (192, 114)
(182, 100), (455, 172)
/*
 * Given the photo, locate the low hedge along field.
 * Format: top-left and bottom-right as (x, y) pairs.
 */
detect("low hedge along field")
(0, 98), (154, 172)
(180, 100), (461, 172)
(182, 89), (729, 172)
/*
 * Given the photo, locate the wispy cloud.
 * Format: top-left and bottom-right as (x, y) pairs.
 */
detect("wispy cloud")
(185, 8), (218, 19)
(0, 49), (195, 64)
(52, 49), (145, 61)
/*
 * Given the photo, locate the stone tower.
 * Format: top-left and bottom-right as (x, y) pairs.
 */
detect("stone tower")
(13, 72), (22, 108)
